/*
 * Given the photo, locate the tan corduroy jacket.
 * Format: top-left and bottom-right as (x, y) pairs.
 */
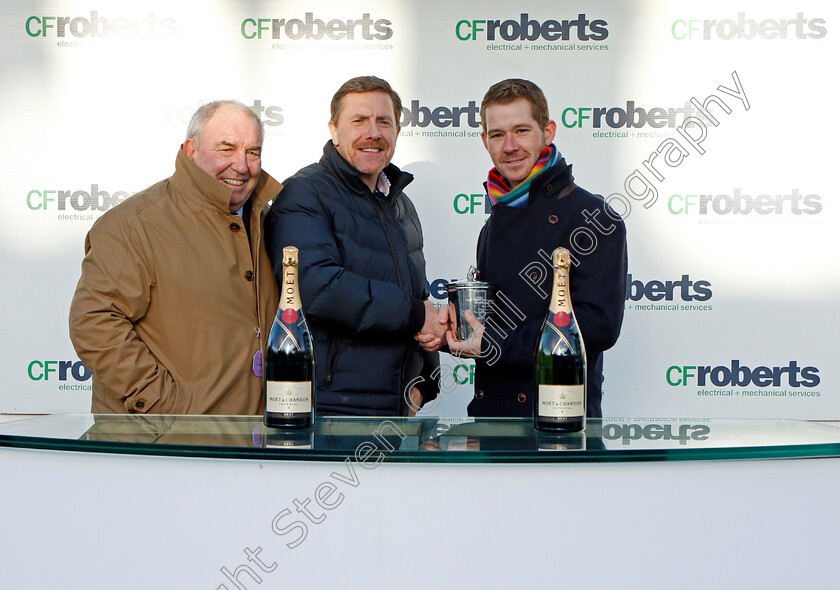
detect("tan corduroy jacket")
(69, 148), (281, 415)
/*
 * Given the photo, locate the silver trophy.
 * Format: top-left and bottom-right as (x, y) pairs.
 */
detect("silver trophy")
(446, 266), (495, 340)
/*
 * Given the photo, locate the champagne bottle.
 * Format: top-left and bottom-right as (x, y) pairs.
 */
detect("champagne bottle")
(534, 247), (587, 432)
(264, 246), (315, 429)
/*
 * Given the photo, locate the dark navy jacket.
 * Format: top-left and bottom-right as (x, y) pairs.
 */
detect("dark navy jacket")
(265, 141), (438, 415)
(471, 157), (627, 418)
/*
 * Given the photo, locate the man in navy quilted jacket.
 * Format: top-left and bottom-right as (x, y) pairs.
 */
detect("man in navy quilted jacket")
(265, 76), (444, 416)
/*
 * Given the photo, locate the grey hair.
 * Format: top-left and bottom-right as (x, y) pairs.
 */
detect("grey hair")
(186, 100), (264, 146)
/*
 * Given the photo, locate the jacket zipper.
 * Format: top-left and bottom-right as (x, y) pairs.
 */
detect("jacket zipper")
(371, 196), (403, 288)
(371, 195), (418, 413)
(325, 337), (339, 385)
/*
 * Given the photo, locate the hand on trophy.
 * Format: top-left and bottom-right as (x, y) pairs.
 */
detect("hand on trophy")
(446, 309), (485, 359)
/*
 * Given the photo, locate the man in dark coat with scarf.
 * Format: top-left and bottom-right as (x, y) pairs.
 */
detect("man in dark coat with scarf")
(443, 79), (627, 419)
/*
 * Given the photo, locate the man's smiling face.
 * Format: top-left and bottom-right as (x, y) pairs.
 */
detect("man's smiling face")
(481, 98), (556, 187)
(184, 104), (262, 212)
(328, 91), (399, 191)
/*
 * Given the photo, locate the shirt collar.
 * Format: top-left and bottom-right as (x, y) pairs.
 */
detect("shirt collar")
(376, 171), (391, 196)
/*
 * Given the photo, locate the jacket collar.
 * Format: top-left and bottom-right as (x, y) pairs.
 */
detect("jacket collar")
(319, 140), (413, 197)
(171, 146), (282, 214)
(529, 156), (574, 199)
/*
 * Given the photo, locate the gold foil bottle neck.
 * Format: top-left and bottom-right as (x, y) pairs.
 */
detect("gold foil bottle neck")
(283, 245), (299, 268)
(548, 247), (572, 315)
(552, 247), (571, 271)
(280, 246), (302, 311)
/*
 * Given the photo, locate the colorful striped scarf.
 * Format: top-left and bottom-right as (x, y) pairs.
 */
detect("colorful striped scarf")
(486, 144), (560, 208)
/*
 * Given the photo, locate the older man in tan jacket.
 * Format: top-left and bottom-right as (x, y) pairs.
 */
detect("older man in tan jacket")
(69, 100), (281, 415)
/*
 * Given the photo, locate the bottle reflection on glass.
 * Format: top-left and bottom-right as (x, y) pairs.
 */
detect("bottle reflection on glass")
(264, 246), (315, 429)
(537, 432), (586, 451)
(262, 429), (314, 450)
(534, 247), (587, 433)
(253, 422), (314, 449)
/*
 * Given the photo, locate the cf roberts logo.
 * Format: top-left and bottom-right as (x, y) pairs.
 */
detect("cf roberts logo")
(453, 364), (475, 385)
(673, 13), (827, 40)
(453, 192), (485, 215)
(241, 13), (392, 40)
(603, 423), (710, 446)
(399, 100), (480, 130)
(165, 100), (283, 129)
(668, 189), (822, 216)
(626, 274), (712, 301)
(252, 100), (283, 127)
(27, 186), (133, 213)
(426, 278), (453, 300)
(667, 360), (820, 388)
(456, 13), (607, 42)
(626, 274), (712, 312)
(561, 101), (703, 131)
(25, 11), (176, 39)
(29, 361), (92, 391)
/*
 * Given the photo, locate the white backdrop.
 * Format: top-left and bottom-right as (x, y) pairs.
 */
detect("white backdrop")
(1, 0), (836, 418)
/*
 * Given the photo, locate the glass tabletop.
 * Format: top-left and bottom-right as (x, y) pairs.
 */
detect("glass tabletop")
(1, 414), (840, 463)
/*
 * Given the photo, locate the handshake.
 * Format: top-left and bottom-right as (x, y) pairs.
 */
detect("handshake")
(414, 300), (484, 359)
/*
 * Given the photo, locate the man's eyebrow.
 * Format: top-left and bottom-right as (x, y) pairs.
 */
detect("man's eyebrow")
(216, 140), (262, 152)
(487, 122), (531, 134)
(348, 112), (393, 121)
